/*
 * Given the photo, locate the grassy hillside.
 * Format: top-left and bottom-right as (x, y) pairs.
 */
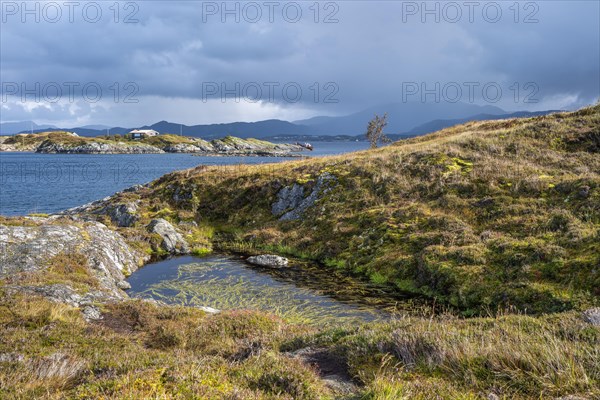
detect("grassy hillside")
(111, 104), (600, 315)
(138, 133), (203, 146)
(1, 131), (201, 147)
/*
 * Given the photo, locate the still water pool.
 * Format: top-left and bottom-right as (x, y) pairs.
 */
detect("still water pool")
(127, 255), (406, 325)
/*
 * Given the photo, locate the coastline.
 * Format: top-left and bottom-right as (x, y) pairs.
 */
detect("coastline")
(0, 149), (307, 157)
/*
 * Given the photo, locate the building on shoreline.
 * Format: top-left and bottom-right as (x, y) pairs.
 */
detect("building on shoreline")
(129, 129), (159, 139)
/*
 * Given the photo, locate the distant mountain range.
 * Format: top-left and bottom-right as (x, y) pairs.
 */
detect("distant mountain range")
(0, 121), (58, 135)
(293, 102), (507, 134)
(141, 119), (309, 139)
(1, 103), (562, 140)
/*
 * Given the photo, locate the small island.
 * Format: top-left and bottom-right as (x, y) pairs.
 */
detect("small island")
(0, 130), (306, 157)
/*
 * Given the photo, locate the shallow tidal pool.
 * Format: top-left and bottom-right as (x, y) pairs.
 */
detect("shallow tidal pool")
(127, 255), (407, 325)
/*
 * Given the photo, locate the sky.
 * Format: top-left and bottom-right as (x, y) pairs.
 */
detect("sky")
(1, 0), (599, 127)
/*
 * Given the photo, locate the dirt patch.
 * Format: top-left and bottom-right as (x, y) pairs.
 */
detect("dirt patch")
(288, 347), (358, 396)
(93, 305), (146, 334)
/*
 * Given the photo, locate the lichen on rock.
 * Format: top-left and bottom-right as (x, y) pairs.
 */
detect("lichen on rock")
(0, 218), (147, 298)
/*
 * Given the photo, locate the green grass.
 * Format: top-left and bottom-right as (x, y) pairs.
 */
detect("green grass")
(190, 247), (212, 257)
(0, 294), (597, 399)
(0, 296), (329, 399)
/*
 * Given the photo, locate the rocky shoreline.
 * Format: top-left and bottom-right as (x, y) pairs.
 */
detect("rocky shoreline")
(36, 141), (164, 154)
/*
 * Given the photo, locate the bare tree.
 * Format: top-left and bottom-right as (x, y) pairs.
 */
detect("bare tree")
(365, 113), (390, 148)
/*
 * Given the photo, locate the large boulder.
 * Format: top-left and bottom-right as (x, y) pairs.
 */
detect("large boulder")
(246, 254), (289, 268)
(117, 280), (131, 290)
(147, 219), (190, 254)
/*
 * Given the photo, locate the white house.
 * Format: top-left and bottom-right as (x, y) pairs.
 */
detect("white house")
(129, 129), (159, 139)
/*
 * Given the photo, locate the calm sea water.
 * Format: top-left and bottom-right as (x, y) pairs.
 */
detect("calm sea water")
(0, 142), (369, 216)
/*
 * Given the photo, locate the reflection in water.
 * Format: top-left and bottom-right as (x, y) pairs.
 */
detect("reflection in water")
(127, 255), (408, 325)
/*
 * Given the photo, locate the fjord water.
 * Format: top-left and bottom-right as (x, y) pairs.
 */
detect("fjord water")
(0, 142), (370, 216)
(127, 255), (403, 325)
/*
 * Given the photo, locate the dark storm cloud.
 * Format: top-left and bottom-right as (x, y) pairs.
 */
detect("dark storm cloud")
(1, 1), (598, 126)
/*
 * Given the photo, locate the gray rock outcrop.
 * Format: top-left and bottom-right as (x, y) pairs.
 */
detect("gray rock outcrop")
(288, 347), (358, 397)
(3, 283), (124, 310)
(163, 143), (204, 153)
(205, 137), (303, 156)
(198, 305), (220, 314)
(82, 305), (103, 321)
(147, 218), (190, 254)
(272, 184), (305, 216)
(117, 280), (132, 290)
(59, 184), (149, 219)
(272, 173), (337, 221)
(0, 219), (146, 298)
(0, 353), (25, 363)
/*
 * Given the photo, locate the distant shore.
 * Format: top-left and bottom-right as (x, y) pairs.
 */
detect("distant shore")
(0, 132), (307, 157)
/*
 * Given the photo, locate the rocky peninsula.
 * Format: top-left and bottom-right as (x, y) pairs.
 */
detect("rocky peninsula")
(0, 131), (306, 156)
